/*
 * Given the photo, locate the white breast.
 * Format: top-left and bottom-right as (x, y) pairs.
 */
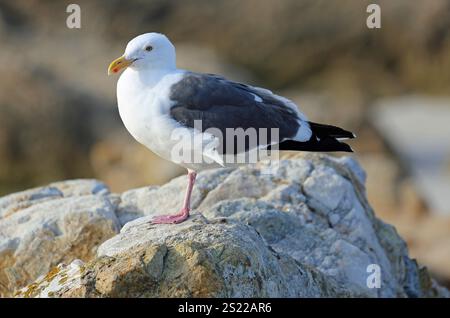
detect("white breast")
(116, 68), (243, 171)
(116, 68), (187, 161)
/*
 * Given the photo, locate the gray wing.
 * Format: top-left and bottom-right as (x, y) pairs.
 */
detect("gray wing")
(169, 73), (306, 154)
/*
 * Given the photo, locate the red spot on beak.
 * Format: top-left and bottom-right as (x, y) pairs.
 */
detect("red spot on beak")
(113, 68), (119, 73)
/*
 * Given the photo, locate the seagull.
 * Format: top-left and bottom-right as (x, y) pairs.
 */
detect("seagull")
(108, 33), (355, 224)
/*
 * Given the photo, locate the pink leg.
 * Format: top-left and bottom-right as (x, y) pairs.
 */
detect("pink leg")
(151, 169), (197, 224)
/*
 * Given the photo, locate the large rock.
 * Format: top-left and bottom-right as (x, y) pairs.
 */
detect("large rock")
(6, 155), (449, 297)
(16, 217), (360, 298)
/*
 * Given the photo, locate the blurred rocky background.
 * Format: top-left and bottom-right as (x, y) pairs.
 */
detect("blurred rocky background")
(0, 0), (450, 286)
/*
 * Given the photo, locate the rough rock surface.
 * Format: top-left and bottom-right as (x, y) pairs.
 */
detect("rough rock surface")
(4, 155), (449, 297)
(0, 180), (120, 297)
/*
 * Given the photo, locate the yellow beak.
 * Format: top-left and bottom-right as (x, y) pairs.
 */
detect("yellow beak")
(108, 56), (134, 75)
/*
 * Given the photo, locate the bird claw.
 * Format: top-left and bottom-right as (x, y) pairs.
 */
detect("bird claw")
(151, 210), (189, 224)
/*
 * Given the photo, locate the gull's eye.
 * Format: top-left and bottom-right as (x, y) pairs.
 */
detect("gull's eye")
(145, 45), (153, 52)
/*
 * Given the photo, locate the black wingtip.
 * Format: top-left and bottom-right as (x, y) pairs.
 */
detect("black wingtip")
(308, 122), (355, 140)
(340, 142), (354, 153)
(277, 138), (354, 153)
